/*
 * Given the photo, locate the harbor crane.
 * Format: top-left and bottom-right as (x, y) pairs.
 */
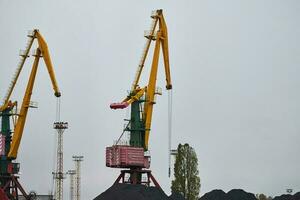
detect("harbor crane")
(0, 29), (61, 200)
(107, 9), (172, 187)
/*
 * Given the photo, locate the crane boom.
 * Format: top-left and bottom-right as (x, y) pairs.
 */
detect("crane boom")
(8, 50), (41, 158)
(36, 31), (61, 97)
(143, 11), (172, 149)
(110, 9), (172, 151)
(131, 16), (159, 92)
(0, 33), (35, 111)
(0, 29), (61, 199)
(3, 29), (61, 159)
(159, 13), (172, 90)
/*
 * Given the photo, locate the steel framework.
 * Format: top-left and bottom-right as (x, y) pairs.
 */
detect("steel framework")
(72, 156), (83, 200)
(53, 122), (68, 200)
(67, 170), (76, 200)
(114, 168), (161, 188)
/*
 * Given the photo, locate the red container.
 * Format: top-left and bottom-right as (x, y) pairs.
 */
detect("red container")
(106, 145), (150, 168)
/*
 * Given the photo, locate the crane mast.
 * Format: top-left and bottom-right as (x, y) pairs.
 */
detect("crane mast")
(0, 29), (61, 200)
(107, 9), (172, 187)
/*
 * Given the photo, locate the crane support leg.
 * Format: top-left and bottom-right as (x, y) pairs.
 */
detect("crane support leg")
(0, 175), (30, 200)
(114, 168), (161, 189)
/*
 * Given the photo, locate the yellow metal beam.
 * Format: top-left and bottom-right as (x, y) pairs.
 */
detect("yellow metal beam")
(36, 30), (61, 97)
(131, 18), (158, 92)
(8, 50), (41, 159)
(111, 10), (172, 151)
(143, 32), (162, 150)
(143, 10), (172, 150)
(158, 13), (172, 90)
(7, 30), (61, 159)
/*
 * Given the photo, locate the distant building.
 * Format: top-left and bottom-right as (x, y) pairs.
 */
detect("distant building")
(19, 195), (53, 200)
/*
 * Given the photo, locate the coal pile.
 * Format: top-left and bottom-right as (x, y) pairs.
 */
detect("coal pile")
(93, 183), (185, 200)
(169, 192), (186, 200)
(94, 184), (300, 200)
(273, 195), (293, 200)
(273, 192), (300, 200)
(227, 189), (256, 200)
(200, 189), (229, 200)
(200, 190), (300, 200)
(200, 189), (256, 200)
(295, 192), (300, 200)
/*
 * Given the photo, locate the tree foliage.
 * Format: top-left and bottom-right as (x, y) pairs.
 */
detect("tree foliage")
(171, 143), (200, 200)
(256, 193), (272, 200)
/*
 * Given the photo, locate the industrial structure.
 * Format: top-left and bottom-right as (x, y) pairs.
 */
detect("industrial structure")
(107, 9), (172, 187)
(19, 194), (53, 200)
(67, 170), (76, 200)
(0, 30), (61, 199)
(72, 156), (83, 200)
(52, 122), (68, 200)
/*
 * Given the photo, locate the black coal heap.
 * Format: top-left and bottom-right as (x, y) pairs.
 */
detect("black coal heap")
(93, 183), (181, 200)
(94, 184), (300, 200)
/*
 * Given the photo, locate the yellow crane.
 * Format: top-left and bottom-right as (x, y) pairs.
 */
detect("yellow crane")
(110, 9), (172, 150)
(109, 9), (172, 187)
(0, 29), (60, 200)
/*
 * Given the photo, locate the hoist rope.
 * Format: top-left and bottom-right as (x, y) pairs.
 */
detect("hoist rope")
(56, 97), (61, 122)
(168, 89), (173, 177)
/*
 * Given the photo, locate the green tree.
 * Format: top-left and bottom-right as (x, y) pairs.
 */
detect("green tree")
(256, 194), (267, 200)
(171, 143), (200, 200)
(256, 194), (272, 200)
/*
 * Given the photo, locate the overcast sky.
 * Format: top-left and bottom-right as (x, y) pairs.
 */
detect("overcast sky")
(0, 0), (300, 199)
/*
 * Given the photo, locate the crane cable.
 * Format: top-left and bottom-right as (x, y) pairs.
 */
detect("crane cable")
(56, 97), (61, 122)
(168, 89), (173, 177)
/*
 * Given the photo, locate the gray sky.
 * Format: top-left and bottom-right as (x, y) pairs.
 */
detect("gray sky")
(1, 0), (300, 199)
